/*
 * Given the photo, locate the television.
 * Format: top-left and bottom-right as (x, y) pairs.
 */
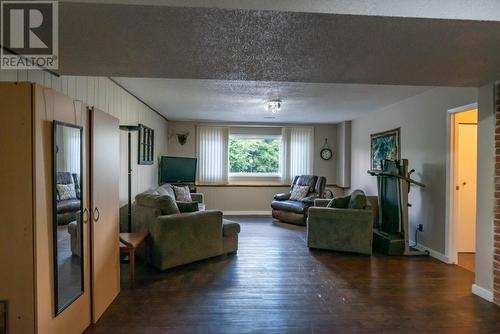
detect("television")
(159, 156), (197, 184)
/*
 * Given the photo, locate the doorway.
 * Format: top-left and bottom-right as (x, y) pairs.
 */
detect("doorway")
(450, 107), (478, 272)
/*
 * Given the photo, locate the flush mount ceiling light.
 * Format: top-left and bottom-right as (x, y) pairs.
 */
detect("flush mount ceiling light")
(267, 99), (282, 114)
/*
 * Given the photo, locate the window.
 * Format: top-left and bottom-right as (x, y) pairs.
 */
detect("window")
(229, 135), (281, 176)
(196, 126), (314, 184)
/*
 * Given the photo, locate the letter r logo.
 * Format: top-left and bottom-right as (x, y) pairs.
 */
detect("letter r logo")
(2, 1), (55, 54)
(1, 1), (59, 70)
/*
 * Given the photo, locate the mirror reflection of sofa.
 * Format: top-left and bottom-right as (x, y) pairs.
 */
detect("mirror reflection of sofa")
(56, 172), (81, 225)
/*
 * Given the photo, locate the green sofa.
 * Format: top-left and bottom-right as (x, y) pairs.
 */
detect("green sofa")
(132, 185), (240, 271)
(307, 191), (377, 255)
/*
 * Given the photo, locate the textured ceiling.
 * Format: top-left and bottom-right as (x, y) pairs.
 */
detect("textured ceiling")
(62, 0), (500, 21)
(112, 77), (434, 123)
(58, 3), (500, 86)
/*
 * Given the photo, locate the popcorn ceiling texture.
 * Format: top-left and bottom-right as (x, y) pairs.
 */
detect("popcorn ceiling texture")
(59, 3), (500, 86)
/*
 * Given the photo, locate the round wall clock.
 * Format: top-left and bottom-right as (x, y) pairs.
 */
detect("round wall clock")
(321, 147), (333, 160)
(320, 138), (333, 160)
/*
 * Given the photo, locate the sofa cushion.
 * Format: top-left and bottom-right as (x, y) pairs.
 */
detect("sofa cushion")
(173, 185), (192, 202)
(295, 175), (317, 193)
(290, 185), (310, 201)
(57, 199), (81, 213)
(327, 195), (351, 208)
(136, 193), (180, 215)
(176, 201), (199, 213)
(56, 171), (74, 185)
(271, 200), (309, 214)
(223, 220), (241, 236)
(348, 190), (367, 209)
(156, 184), (175, 198)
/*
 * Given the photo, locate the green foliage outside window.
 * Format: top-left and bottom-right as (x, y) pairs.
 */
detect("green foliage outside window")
(229, 138), (280, 174)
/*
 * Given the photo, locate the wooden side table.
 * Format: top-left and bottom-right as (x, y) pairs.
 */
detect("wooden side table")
(119, 231), (148, 288)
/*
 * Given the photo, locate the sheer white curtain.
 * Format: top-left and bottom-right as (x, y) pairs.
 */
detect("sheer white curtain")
(281, 127), (314, 183)
(197, 126), (229, 184)
(62, 126), (81, 174)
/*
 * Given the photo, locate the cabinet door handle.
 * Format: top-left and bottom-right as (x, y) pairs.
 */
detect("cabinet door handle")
(82, 208), (89, 224)
(93, 207), (100, 222)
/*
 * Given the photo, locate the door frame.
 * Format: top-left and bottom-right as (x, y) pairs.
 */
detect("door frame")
(445, 102), (478, 265)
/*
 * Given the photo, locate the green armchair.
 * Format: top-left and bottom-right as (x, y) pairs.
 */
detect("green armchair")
(307, 191), (376, 255)
(131, 187), (240, 271)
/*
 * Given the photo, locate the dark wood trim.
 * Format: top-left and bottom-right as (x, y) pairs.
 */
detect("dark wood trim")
(108, 78), (168, 122)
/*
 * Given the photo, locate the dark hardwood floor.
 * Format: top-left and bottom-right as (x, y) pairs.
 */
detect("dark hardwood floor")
(458, 252), (476, 272)
(85, 217), (499, 334)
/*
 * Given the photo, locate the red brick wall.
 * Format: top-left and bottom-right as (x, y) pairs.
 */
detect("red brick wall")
(495, 82), (500, 305)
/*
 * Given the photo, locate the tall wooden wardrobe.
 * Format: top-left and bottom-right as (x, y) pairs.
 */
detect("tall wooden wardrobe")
(0, 82), (120, 334)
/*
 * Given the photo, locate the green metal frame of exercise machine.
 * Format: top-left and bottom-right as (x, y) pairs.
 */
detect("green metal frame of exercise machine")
(368, 159), (427, 256)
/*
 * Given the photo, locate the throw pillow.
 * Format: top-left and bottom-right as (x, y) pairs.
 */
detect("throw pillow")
(57, 183), (77, 201)
(173, 185), (192, 202)
(135, 193), (180, 215)
(157, 195), (181, 215)
(289, 185), (310, 201)
(157, 184), (176, 199)
(327, 195), (351, 208)
(176, 201), (199, 213)
(348, 189), (367, 209)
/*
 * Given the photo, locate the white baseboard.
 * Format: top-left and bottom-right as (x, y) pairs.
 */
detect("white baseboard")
(223, 211), (272, 216)
(414, 243), (450, 264)
(472, 284), (494, 302)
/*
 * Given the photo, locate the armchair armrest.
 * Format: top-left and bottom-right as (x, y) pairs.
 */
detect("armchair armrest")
(307, 207), (373, 255)
(313, 199), (331, 207)
(151, 210), (224, 269)
(301, 195), (320, 205)
(152, 210), (223, 246)
(190, 193), (204, 204)
(274, 192), (291, 201)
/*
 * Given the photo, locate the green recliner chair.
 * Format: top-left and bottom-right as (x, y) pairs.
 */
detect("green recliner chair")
(132, 186), (240, 271)
(307, 190), (377, 255)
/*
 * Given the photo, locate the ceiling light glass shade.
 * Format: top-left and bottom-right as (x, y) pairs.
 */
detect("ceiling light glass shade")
(268, 100), (282, 113)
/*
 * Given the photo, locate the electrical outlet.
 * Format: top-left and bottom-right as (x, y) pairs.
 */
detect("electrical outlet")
(418, 224), (424, 232)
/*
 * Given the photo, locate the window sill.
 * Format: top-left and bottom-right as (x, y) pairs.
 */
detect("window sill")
(196, 184), (290, 187)
(228, 174), (282, 184)
(195, 183), (349, 189)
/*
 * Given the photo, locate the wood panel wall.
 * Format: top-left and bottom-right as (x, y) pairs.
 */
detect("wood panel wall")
(0, 70), (169, 209)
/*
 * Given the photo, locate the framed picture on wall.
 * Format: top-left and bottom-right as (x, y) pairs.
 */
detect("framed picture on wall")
(370, 128), (400, 170)
(138, 124), (154, 165)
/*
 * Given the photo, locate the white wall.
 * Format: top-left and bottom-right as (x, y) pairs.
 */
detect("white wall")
(336, 121), (352, 188)
(475, 82), (495, 294)
(350, 87), (477, 254)
(167, 121), (342, 212)
(0, 70), (169, 210)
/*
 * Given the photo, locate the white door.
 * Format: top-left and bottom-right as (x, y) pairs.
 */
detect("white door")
(456, 123), (477, 253)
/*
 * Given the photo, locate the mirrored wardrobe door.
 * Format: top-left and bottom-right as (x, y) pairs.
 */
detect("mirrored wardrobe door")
(52, 121), (85, 315)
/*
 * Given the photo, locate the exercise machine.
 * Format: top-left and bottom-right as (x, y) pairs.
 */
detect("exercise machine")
(368, 159), (427, 256)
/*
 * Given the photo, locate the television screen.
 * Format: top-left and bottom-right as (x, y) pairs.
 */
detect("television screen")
(159, 156), (197, 184)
